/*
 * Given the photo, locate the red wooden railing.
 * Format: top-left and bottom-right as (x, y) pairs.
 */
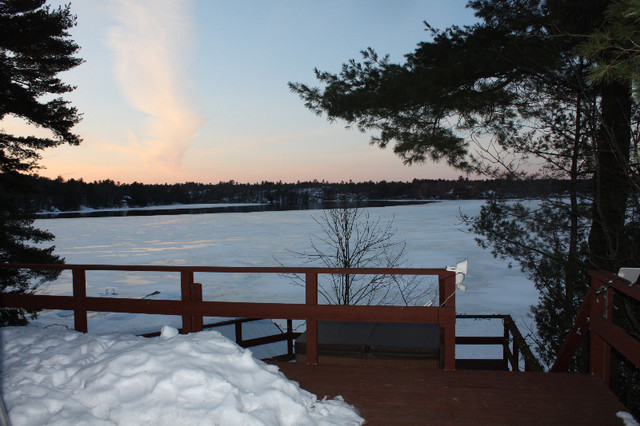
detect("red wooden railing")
(552, 270), (640, 383)
(456, 314), (542, 372)
(139, 317), (301, 361)
(0, 264), (458, 369)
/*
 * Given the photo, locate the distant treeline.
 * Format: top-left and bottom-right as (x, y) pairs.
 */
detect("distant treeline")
(22, 176), (592, 212)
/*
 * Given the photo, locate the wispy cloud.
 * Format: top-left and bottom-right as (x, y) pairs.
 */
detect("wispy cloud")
(107, 0), (204, 179)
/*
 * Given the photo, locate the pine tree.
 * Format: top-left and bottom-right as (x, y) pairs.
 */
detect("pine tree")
(289, 0), (638, 367)
(582, 0), (640, 100)
(0, 0), (82, 325)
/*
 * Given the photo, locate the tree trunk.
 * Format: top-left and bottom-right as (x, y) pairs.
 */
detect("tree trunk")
(566, 86), (583, 305)
(589, 81), (632, 271)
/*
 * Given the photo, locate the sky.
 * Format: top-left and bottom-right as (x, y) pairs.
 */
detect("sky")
(5, 0), (479, 184)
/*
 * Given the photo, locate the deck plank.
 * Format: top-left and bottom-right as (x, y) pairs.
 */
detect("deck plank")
(274, 363), (631, 425)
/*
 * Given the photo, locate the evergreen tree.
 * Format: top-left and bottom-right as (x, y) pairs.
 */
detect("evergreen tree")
(0, 0), (82, 325)
(289, 0), (638, 367)
(582, 0), (640, 100)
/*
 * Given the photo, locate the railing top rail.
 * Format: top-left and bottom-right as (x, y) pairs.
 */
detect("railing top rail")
(456, 314), (509, 319)
(589, 270), (640, 301)
(0, 263), (455, 277)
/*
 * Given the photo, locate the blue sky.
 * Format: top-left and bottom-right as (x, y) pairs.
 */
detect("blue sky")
(8, 0), (479, 184)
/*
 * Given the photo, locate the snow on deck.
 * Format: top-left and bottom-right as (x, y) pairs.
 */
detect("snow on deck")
(1, 326), (362, 425)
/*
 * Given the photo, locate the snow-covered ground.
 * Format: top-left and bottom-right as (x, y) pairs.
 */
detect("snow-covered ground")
(1, 325), (363, 425)
(2, 200), (543, 425)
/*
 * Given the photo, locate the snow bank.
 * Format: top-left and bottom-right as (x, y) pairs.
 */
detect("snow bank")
(618, 412), (640, 426)
(1, 326), (363, 425)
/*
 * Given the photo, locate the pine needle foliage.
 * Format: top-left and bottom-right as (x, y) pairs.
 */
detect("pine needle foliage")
(0, 0), (82, 325)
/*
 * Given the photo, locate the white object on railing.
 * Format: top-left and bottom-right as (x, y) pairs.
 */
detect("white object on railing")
(618, 267), (640, 285)
(446, 259), (468, 291)
(423, 260), (468, 306)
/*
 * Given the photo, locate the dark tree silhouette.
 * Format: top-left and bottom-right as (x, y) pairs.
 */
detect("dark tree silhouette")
(0, 0), (82, 325)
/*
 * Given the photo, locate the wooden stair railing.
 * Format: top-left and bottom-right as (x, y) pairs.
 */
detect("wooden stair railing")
(551, 270), (640, 385)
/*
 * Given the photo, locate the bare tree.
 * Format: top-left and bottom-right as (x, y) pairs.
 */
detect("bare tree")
(282, 206), (432, 306)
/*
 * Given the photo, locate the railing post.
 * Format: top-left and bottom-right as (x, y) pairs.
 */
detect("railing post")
(235, 321), (243, 345)
(191, 283), (203, 332)
(180, 271), (194, 334)
(513, 337), (520, 371)
(305, 272), (319, 364)
(590, 274), (612, 384)
(503, 318), (511, 371)
(72, 267), (88, 333)
(439, 272), (456, 370)
(287, 319), (294, 358)
(506, 317), (520, 371)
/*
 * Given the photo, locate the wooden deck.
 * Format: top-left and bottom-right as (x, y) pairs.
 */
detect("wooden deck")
(275, 363), (630, 425)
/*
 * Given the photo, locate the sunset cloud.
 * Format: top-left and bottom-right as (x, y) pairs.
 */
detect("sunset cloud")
(107, 0), (204, 178)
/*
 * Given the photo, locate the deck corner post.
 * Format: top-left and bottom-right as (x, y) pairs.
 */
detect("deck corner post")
(72, 267), (88, 333)
(305, 272), (319, 365)
(439, 272), (456, 370)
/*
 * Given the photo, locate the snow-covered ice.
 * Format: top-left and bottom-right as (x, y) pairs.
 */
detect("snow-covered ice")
(30, 201), (540, 359)
(0, 325), (364, 425)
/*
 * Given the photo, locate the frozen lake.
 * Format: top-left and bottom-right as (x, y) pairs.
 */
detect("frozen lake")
(31, 200), (540, 358)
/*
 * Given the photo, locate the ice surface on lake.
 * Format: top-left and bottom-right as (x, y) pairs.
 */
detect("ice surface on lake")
(32, 200), (539, 358)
